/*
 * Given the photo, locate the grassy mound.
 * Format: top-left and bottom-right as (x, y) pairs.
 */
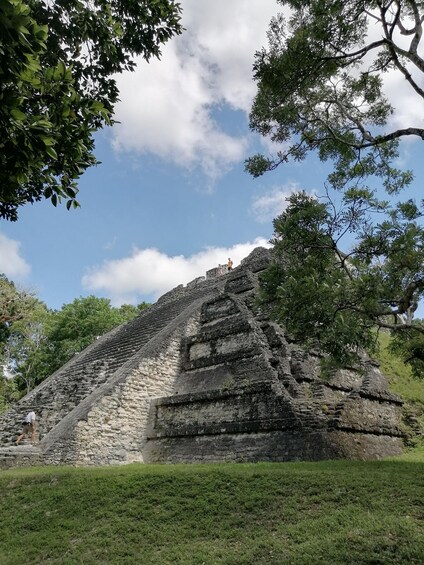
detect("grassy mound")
(1, 458), (424, 564)
(1, 333), (423, 564)
(376, 332), (424, 447)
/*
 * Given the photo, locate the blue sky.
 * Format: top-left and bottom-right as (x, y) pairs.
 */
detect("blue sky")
(1, 0), (423, 310)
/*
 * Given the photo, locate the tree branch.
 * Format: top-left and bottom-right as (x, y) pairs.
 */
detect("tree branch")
(362, 127), (424, 147)
(323, 39), (387, 64)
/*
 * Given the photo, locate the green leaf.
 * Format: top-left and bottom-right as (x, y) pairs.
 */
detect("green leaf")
(41, 136), (55, 146)
(45, 146), (58, 160)
(91, 101), (105, 112)
(17, 25), (30, 35)
(16, 172), (28, 184)
(53, 60), (66, 80)
(10, 108), (26, 122)
(0, 0), (183, 220)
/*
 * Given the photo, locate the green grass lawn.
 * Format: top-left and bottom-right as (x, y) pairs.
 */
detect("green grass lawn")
(1, 456), (424, 565)
(1, 335), (423, 564)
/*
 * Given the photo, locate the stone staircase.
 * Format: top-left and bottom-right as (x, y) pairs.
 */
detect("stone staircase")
(0, 445), (41, 470)
(0, 280), (220, 448)
(0, 247), (405, 468)
(144, 262), (405, 463)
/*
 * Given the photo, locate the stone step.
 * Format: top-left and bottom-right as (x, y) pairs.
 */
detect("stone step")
(0, 445), (40, 454)
(0, 445), (42, 470)
(0, 284), (217, 447)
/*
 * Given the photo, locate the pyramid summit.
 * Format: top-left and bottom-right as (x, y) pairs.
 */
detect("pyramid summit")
(0, 247), (404, 468)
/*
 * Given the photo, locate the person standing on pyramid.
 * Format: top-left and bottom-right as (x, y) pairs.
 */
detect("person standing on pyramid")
(16, 411), (37, 445)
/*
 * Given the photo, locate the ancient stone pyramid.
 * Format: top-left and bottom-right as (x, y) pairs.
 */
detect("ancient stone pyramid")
(0, 248), (404, 469)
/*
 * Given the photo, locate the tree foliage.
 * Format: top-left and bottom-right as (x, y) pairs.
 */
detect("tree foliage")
(248, 1), (424, 375)
(0, 0), (182, 220)
(0, 274), (38, 340)
(0, 288), (149, 409)
(38, 296), (148, 377)
(2, 300), (51, 394)
(0, 275), (47, 410)
(0, 376), (19, 413)
(262, 191), (424, 371)
(246, 0), (422, 193)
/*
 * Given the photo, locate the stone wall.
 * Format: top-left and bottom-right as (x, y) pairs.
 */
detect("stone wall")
(143, 258), (404, 463)
(0, 246), (405, 468)
(37, 306), (204, 467)
(72, 318), (199, 466)
(144, 430), (403, 464)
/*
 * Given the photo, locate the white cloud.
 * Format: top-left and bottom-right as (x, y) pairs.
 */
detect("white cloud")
(112, 1), (424, 180)
(352, 11), (424, 141)
(112, 0), (280, 180)
(82, 238), (270, 305)
(251, 183), (316, 223)
(259, 134), (289, 156)
(0, 233), (30, 279)
(383, 70), (424, 133)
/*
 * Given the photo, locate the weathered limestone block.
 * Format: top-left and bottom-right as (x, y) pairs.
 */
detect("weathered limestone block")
(289, 348), (320, 382)
(144, 428), (403, 464)
(0, 447), (41, 470)
(334, 395), (403, 436)
(323, 368), (364, 391)
(215, 332), (256, 355)
(182, 317), (262, 371)
(200, 296), (240, 323)
(189, 341), (212, 361)
(72, 321), (199, 466)
(173, 356), (275, 395)
(0, 247), (406, 468)
(206, 265), (228, 279)
(224, 272), (256, 294)
(187, 276), (206, 287)
(149, 384), (330, 443)
(240, 246), (271, 272)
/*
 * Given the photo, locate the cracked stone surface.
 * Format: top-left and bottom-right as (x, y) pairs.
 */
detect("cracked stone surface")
(0, 247), (404, 469)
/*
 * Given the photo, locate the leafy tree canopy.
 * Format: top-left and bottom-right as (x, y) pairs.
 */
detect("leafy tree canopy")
(0, 376), (19, 413)
(262, 191), (424, 373)
(0, 286), (149, 409)
(0, 274), (38, 338)
(2, 299), (51, 395)
(246, 0), (421, 193)
(43, 296), (147, 372)
(0, 0), (182, 220)
(249, 1), (424, 375)
(0, 275), (47, 409)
